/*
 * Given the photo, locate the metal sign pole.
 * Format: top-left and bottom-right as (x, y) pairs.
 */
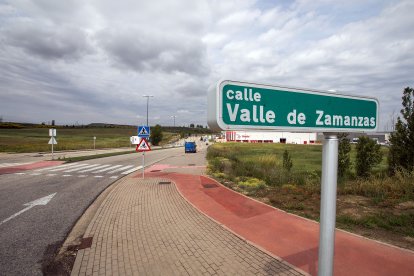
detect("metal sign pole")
(51, 139), (54, 160)
(142, 152), (145, 179)
(318, 133), (339, 276)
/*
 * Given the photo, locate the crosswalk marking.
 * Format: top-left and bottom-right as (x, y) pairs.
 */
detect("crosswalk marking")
(78, 164), (111, 173)
(0, 162), (29, 168)
(11, 162), (143, 179)
(107, 165), (133, 174)
(35, 163), (75, 171)
(121, 166), (142, 175)
(93, 165), (122, 173)
(49, 163), (89, 172)
(65, 164), (99, 172)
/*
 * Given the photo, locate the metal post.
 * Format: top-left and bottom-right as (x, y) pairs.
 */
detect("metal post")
(51, 141), (54, 160)
(142, 152), (145, 179)
(318, 134), (339, 276)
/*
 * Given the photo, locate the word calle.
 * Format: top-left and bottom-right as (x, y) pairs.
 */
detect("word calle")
(225, 88), (275, 123)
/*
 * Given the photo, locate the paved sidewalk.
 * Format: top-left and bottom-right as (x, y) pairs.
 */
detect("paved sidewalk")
(147, 171), (414, 276)
(71, 177), (304, 275)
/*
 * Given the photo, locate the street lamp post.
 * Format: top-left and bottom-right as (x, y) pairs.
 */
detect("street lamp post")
(171, 115), (176, 127)
(141, 95), (153, 180)
(142, 95), (154, 126)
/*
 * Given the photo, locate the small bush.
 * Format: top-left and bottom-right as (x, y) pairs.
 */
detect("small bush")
(237, 177), (266, 194)
(283, 150), (293, 172)
(356, 136), (383, 177)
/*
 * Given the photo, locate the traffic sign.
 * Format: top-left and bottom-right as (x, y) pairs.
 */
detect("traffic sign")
(208, 80), (379, 132)
(48, 137), (57, 145)
(136, 138), (151, 152)
(138, 126), (150, 137)
(49, 129), (56, 137)
(130, 136), (141, 145)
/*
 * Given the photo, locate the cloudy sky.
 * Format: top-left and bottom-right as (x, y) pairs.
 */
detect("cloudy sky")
(0, 0), (413, 129)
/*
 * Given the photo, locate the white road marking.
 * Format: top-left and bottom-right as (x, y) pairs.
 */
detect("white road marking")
(14, 173), (26, 175)
(78, 164), (111, 173)
(35, 163), (75, 171)
(48, 163), (89, 172)
(110, 176), (118, 179)
(0, 193), (56, 226)
(107, 165), (133, 174)
(63, 174), (72, 177)
(47, 174), (57, 176)
(0, 163), (26, 168)
(65, 164), (100, 172)
(94, 175), (103, 178)
(121, 166), (142, 175)
(93, 165), (122, 173)
(30, 173), (41, 176)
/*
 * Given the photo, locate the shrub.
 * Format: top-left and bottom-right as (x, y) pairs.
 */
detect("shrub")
(388, 87), (414, 174)
(283, 150), (293, 172)
(356, 136), (383, 177)
(338, 133), (351, 177)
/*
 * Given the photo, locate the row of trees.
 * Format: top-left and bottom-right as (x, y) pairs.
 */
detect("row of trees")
(338, 87), (414, 177)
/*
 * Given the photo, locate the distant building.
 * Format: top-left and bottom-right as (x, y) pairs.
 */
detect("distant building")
(224, 131), (318, 144)
(316, 132), (391, 144)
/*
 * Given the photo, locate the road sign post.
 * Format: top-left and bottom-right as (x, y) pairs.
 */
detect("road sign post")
(208, 80), (379, 276)
(136, 137), (151, 179)
(48, 129), (57, 160)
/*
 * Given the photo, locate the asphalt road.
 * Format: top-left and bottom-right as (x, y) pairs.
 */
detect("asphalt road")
(0, 145), (199, 276)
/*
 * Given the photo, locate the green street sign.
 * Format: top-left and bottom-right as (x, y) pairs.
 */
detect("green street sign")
(208, 80), (379, 132)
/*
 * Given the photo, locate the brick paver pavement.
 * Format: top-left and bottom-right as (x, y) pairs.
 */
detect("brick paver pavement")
(71, 177), (304, 275)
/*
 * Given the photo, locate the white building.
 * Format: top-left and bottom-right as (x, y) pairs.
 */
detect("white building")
(224, 131), (318, 144)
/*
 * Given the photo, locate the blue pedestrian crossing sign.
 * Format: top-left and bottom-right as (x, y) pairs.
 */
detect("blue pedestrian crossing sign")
(138, 126), (150, 137)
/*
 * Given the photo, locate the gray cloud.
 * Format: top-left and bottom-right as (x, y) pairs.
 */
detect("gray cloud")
(4, 21), (92, 60)
(97, 27), (208, 75)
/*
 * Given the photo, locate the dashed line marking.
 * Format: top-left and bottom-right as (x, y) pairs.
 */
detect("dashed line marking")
(47, 174), (57, 176)
(30, 173), (41, 176)
(94, 175), (103, 178)
(14, 173), (26, 175)
(110, 176), (118, 179)
(63, 174), (72, 177)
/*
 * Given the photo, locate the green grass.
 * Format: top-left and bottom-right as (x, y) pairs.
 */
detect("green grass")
(0, 127), (185, 153)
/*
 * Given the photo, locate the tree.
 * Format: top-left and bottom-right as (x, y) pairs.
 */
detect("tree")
(338, 133), (351, 177)
(190, 123), (195, 128)
(388, 87), (414, 174)
(282, 150), (293, 172)
(150, 124), (163, 146)
(356, 136), (382, 177)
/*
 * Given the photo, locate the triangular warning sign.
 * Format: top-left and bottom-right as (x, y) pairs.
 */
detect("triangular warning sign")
(48, 137), (57, 145)
(136, 138), (151, 152)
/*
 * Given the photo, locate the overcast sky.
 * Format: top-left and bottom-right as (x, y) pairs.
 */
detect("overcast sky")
(0, 0), (413, 129)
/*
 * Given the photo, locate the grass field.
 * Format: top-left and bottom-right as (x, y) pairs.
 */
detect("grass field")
(0, 127), (145, 153)
(207, 142), (414, 250)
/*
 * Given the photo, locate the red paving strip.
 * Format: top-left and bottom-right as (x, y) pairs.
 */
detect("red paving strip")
(0, 161), (64, 175)
(144, 170), (414, 276)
